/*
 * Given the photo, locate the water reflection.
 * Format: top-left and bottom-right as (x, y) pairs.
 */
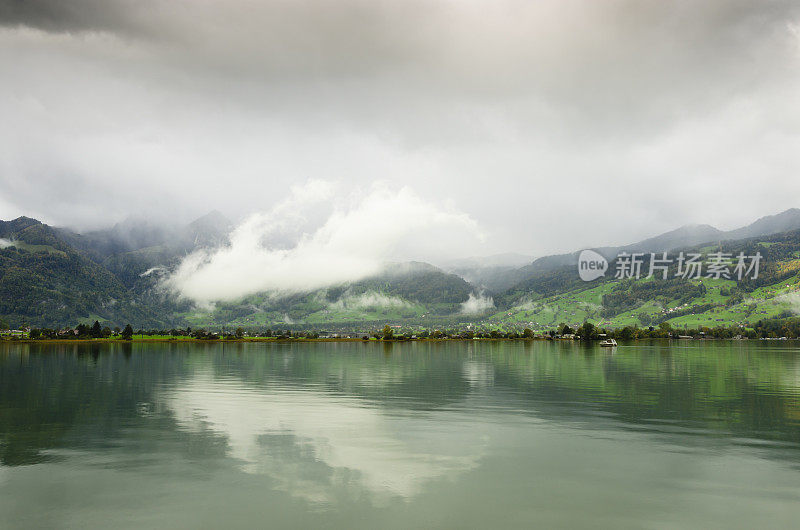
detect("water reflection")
(163, 373), (486, 501)
(2, 340), (800, 511)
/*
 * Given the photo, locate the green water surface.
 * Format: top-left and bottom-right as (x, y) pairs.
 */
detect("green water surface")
(2, 340), (800, 528)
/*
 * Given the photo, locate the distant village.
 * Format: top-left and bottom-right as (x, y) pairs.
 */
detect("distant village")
(1, 319), (796, 341)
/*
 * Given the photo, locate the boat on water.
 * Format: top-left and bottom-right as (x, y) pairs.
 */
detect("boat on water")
(599, 338), (617, 347)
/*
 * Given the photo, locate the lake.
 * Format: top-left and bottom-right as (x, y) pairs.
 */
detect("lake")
(2, 340), (800, 528)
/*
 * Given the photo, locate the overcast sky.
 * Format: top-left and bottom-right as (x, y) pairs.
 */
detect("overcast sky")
(1, 0), (800, 258)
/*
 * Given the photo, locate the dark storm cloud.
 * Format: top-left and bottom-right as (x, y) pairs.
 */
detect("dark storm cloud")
(0, 0), (149, 34)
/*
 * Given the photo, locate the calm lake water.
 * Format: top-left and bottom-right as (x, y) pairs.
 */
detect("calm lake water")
(2, 341), (800, 529)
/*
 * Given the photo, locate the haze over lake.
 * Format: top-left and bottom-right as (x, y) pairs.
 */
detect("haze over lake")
(2, 341), (800, 528)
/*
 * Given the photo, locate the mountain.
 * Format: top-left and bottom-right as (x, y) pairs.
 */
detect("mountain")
(724, 208), (800, 241)
(350, 261), (475, 305)
(0, 214), (481, 329)
(440, 253), (535, 269)
(4, 207), (800, 330)
(0, 218), (159, 327)
(185, 210), (231, 247)
(498, 209), (800, 295)
(57, 211), (233, 288)
(438, 253), (536, 292)
(187, 261), (480, 328)
(514, 224), (728, 277)
(59, 217), (170, 260)
(0, 216), (41, 237)
(61, 210), (232, 259)
(0, 212), (234, 328)
(491, 226), (800, 332)
(620, 224), (724, 254)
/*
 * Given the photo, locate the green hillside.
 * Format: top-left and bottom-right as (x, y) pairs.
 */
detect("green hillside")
(490, 230), (800, 332)
(174, 262), (475, 328)
(0, 218), (188, 328)
(3, 212), (800, 332)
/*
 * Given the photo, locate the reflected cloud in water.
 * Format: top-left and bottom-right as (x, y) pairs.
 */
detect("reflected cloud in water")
(162, 373), (488, 502)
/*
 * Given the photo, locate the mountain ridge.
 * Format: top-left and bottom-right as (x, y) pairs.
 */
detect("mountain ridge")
(2, 208), (800, 329)
(492, 208), (800, 294)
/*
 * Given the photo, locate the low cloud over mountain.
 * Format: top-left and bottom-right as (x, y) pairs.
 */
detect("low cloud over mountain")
(162, 181), (483, 304)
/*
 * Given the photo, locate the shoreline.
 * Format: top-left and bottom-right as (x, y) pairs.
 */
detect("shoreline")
(2, 336), (795, 345)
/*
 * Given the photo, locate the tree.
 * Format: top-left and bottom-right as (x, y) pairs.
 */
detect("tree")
(522, 328), (534, 338)
(90, 320), (102, 338)
(382, 325), (394, 340)
(235, 327), (244, 339)
(579, 321), (596, 340)
(122, 324), (134, 340)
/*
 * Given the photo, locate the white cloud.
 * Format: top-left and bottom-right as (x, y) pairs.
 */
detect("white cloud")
(139, 266), (166, 277)
(162, 181), (483, 304)
(777, 291), (800, 314)
(460, 292), (495, 315)
(513, 298), (550, 312)
(329, 291), (414, 311)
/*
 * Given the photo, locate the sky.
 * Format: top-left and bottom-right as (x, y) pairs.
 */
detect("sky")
(1, 0), (800, 260)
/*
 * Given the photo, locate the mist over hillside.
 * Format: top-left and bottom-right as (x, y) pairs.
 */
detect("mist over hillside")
(2, 205), (800, 330)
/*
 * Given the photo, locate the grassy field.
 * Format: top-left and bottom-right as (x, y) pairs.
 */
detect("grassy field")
(5, 240), (67, 257)
(491, 266), (800, 330)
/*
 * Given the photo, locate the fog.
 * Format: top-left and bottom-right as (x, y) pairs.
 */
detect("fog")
(162, 180), (482, 303)
(328, 292), (416, 311)
(460, 293), (496, 315)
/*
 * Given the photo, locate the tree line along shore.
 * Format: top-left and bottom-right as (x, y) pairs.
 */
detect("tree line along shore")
(4, 320), (800, 343)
